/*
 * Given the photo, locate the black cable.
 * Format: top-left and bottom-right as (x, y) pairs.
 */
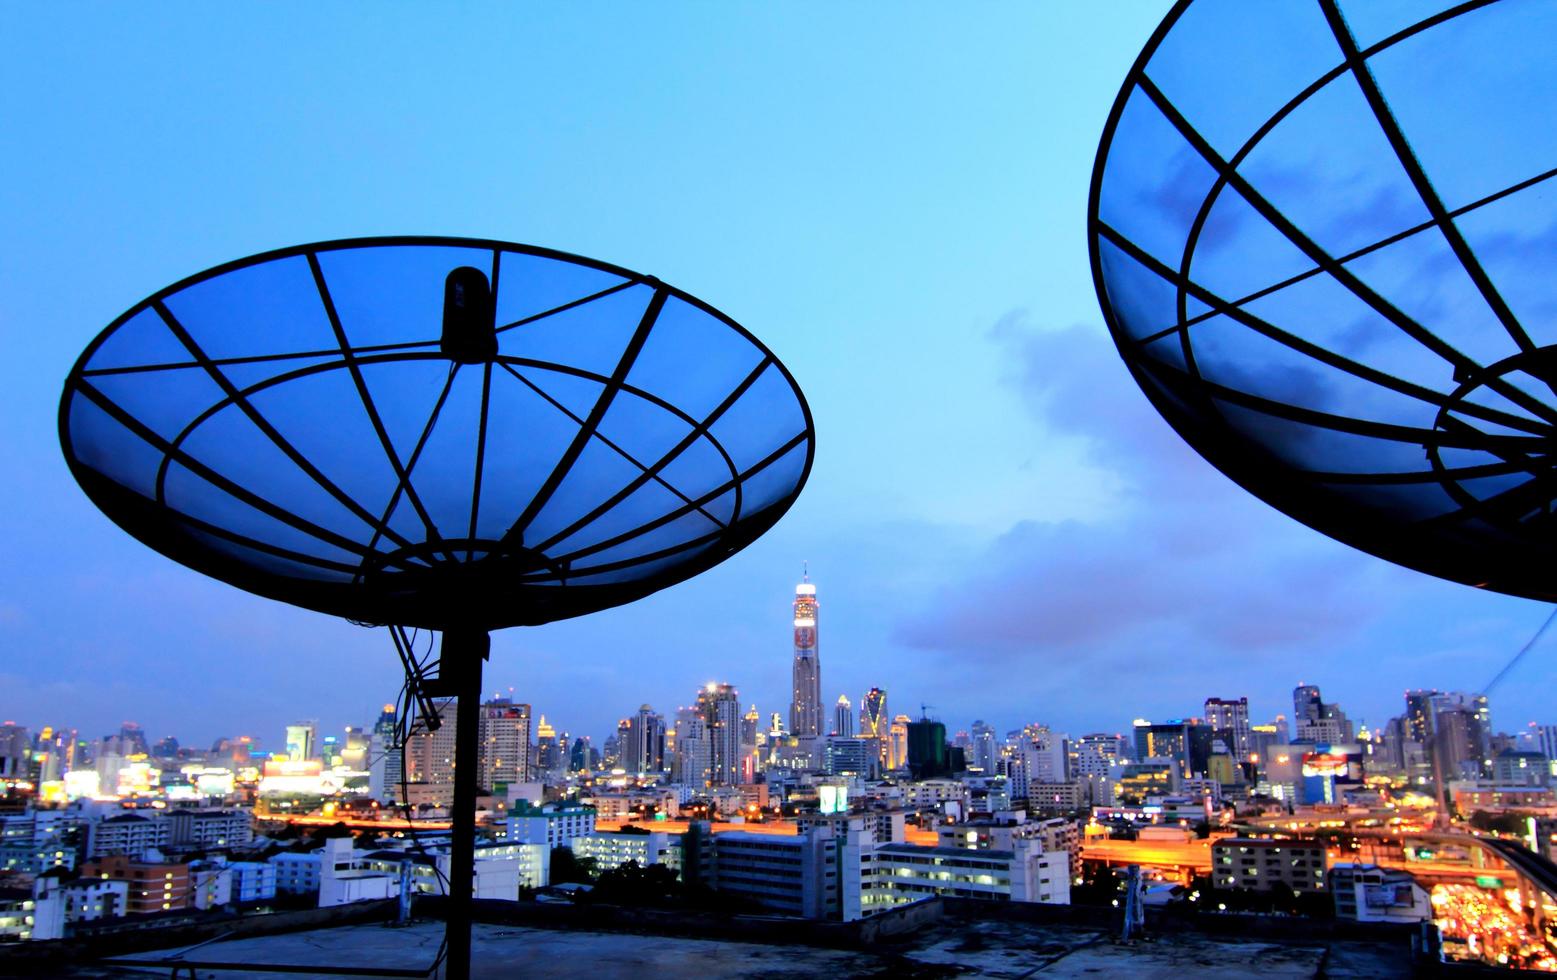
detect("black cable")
(388, 626), (453, 896)
(1482, 605), (1557, 695)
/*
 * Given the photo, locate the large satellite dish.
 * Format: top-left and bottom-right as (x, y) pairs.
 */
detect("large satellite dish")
(59, 236), (813, 978)
(1090, 0), (1557, 600)
(61, 237), (813, 628)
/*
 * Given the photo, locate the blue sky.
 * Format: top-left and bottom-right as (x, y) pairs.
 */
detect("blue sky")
(3, 3), (1552, 751)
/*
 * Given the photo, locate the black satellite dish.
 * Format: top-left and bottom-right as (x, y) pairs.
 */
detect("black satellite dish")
(59, 236), (813, 978)
(1090, 0), (1557, 600)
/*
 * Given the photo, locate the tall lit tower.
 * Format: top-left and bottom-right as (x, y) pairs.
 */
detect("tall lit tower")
(888, 714), (911, 770)
(697, 683), (743, 786)
(624, 705), (666, 775)
(789, 573), (822, 737)
(861, 687), (889, 768)
(834, 695), (855, 737)
(1204, 697), (1252, 759)
(477, 698), (532, 790)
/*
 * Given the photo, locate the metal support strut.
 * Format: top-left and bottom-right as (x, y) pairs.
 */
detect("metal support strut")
(441, 629), (488, 980)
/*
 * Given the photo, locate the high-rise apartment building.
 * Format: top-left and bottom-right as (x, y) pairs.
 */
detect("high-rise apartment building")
(1405, 690), (1441, 743)
(117, 722), (150, 758)
(341, 728), (370, 770)
(1248, 722), (1283, 777)
(907, 718), (949, 780)
(1527, 723), (1557, 761)
(1071, 733), (1126, 780)
(1204, 697), (1252, 759)
(535, 716), (559, 772)
(1403, 690), (1490, 783)
(477, 698), (531, 791)
(1293, 686), (1323, 729)
(284, 722), (317, 763)
(672, 706), (709, 785)
(0, 724), (30, 779)
(32, 726), (77, 784)
(790, 577), (822, 737)
(1435, 707), (1485, 780)
(406, 700), (458, 801)
(970, 721), (998, 774)
(741, 705), (761, 782)
(569, 737), (591, 773)
(368, 704), (399, 801)
(1133, 719), (1192, 775)
(1292, 685), (1352, 743)
(624, 705), (666, 775)
(698, 683), (743, 786)
(1019, 727), (1068, 783)
(888, 714), (910, 771)
(834, 696), (854, 737)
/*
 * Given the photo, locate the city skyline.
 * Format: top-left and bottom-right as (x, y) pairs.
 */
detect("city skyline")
(6, 2), (1557, 972)
(4, 4), (1557, 753)
(6, 575), (1548, 756)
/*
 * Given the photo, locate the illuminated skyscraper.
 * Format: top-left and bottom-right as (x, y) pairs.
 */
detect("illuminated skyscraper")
(624, 705), (666, 775)
(477, 698), (532, 790)
(0, 723), (28, 779)
(1293, 684), (1352, 743)
(860, 688), (888, 740)
(888, 714), (911, 771)
(605, 719), (630, 769)
(1293, 685), (1323, 730)
(406, 700), (458, 803)
(970, 720), (998, 774)
(672, 705), (710, 784)
(32, 726), (77, 784)
(1528, 723), (1557, 761)
(341, 727), (370, 769)
(789, 575), (822, 737)
(117, 722), (150, 758)
(741, 705), (760, 747)
(698, 683), (743, 786)
(536, 716), (559, 771)
(369, 704), (399, 801)
(569, 736), (591, 773)
(284, 721), (317, 763)
(860, 688), (888, 769)
(741, 705), (761, 782)
(1204, 697), (1252, 758)
(834, 695), (854, 737)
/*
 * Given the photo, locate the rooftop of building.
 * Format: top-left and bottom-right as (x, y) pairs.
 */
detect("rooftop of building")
(1330, 863), (1419, 882)
(508, 800), (596, 815)
(1213, 838), (1323, 850)
(710, 830), (811, 845)
(36, 900), (1416, 979)
(875, 842), (1018, 860)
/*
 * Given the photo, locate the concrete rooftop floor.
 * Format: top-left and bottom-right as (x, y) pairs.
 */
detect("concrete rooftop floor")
(76, 915), (1410, 979)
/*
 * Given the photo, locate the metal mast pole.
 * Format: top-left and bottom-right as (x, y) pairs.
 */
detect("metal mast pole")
(443, 629), (488, 980)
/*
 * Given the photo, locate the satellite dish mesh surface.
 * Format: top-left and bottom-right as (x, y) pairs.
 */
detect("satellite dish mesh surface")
(60, 238), (813, 630)
(1091, 0), (1557, 600)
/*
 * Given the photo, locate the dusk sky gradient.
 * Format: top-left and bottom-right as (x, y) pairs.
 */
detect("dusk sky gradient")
(3, 3), (1553, 753)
